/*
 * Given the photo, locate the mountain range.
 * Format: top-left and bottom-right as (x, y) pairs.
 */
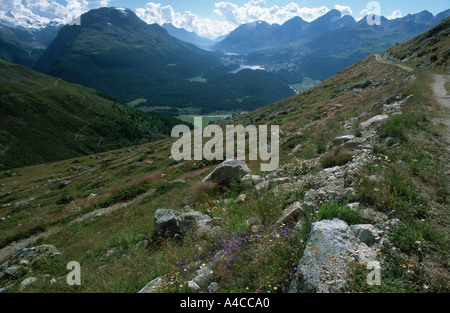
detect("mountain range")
(213, 9), (450, 81)
(32, 7), (294, 115)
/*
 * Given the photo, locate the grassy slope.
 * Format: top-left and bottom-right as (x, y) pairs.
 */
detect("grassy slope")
(0, 21), (448, 293)
(0, 60), (189, 170)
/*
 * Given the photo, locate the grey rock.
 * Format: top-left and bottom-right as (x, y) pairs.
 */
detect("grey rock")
(192, 267), (214, 288)
(350, 224), (378, 246)
(4, 266), (19, 276)
(0, 284), (14, 293)
(275, 202), (301, 226)
(139, 276), (164, 293)
(334, 135), (355, 145)
(0, 245), (59, 273)
(359, 115), (389, 129)
(58, 180), (72, 189)
(341, 188), (358, 202)
(352, 81), (371, 89)
(187, 280), (201, 292)
(153, 209), (182, 236)
(202, 159), (251, 185)
(20, 277), (37, 291)
(208, 282), (220, 293)
(289, 219), (354, 293)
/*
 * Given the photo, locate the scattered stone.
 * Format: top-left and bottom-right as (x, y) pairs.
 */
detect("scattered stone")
(350, 224), (379, 246)
(187, 280), (201, 292)
(352, 81), (371, 89)
(58, 180), (72, 189)
(20, 277), (37, 291)
(359, 115), (389, 129)
(139, 276), (164, 293)
(0, 284), (14, 293)
(357, 243), (378, 265)
(154, 209), (182, 236)
(334, 135), (355, 145)
(235, 194), (247, 204)
(4, 266), (19, 276)
(201, 159), (251, 186)
(289, 219), (354, 293)
(154, 209), (224, 241)
(104, 247), (120, 258)
(208, 282), (220, 293)
(192, 266), (214, 289)
(134, 240), (149, 249)
(275, 202), (301, 226)
(0, 245), (60, 273)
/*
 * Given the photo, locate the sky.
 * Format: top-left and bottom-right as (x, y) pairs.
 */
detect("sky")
(0, 1), (449, 38)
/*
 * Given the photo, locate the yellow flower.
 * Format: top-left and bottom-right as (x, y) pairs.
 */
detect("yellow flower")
(408, 264), (413, 268)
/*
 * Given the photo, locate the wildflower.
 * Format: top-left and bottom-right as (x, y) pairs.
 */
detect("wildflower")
(408, 264), (413, 268)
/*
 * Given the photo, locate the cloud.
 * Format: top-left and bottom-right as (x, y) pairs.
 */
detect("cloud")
(137, 1), (337, 39)
(334, 5), (352, 16)
(0, 0), (110, 27)
(213, 1), (331, 24)
(387, 10), (402, 20)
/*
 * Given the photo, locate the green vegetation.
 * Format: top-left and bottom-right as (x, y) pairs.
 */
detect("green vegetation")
(35, 8), (294, 115)
(0, 60), (190, 170)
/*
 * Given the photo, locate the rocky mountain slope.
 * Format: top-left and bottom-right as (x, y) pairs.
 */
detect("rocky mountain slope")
(0, 17), (448, 294)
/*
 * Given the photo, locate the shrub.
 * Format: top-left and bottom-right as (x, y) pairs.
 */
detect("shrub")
(321, 146), (353, 168)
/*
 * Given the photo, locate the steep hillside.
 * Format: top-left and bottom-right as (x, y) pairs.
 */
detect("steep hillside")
(0, 17), (448, 295)
(0, 60), (189, 170)
(34, 7), (294, 115)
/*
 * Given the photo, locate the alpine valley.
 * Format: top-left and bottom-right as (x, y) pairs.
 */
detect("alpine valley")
(0, 4), (449, 297)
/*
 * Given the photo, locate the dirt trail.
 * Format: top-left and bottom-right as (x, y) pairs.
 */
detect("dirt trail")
(374, 54), (414, 72)
(432, 74), (450, 148)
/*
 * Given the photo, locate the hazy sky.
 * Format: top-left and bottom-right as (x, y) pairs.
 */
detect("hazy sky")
(1, 1), (449, 38)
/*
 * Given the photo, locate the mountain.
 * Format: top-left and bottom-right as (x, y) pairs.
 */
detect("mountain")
(0, 59), (189, 170)
(162, 23), (214, 49)
(0, 24), (60, 67)
(213, 10), (356, 54)
(244, 9), (450, 81)
(34, 7), (294, 115)
(212, 20), (281, 53)
(0, 17), (448, 295)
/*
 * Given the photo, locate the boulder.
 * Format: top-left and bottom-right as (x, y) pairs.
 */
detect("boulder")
(359, 115), (389, 129)
(153, 209), (181, 236)
(139, 276), (164, 293)
(350, 224), (379, 246)
(289, 219), (354, 293)
(352, 81), (371, 89)
(192, 267), (214, 288)
(154, 209), (224, 241)
(20, 277), (37, 291)
(275, 202), (301, 226)
(201, 160), (251, 186)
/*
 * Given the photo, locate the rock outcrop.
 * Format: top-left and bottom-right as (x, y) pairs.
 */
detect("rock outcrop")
(201, 159), (251, 185)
